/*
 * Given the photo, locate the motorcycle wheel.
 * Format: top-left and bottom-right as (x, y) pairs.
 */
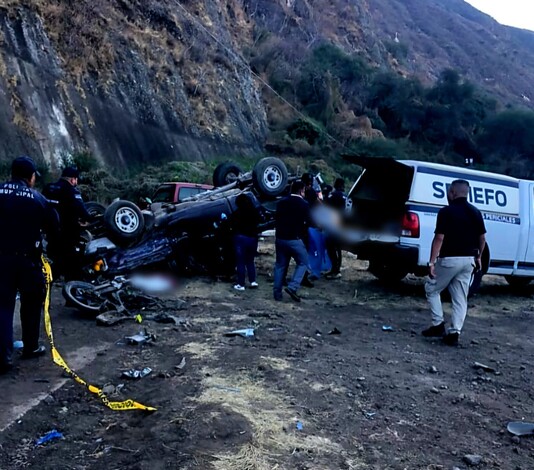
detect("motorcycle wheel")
(62, 281), (105, 314)
(252, 157), (288, 198)
(213, 162), (243, 187)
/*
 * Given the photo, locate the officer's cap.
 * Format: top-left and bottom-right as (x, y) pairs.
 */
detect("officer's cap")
(12, 156), (40, 179)
(61, 167), (80, 178)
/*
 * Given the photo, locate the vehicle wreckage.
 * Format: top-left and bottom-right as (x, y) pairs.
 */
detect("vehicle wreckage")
(77, 157), (292, 279)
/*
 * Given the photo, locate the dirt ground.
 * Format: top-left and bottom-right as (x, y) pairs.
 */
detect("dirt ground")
(1, 239), (534, 470)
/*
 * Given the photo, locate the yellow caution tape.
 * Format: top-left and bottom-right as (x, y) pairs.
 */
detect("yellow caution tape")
(41, 257), (156, 412)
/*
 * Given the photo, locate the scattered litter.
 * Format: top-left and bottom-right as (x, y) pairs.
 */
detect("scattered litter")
(35, 430), (64, 446)
(473, 362), (497, 373)
(125, 330), (155, 345)
(176, 357), (187, 370)
(121, 367), (152, 379)
(315, 329), (322, 336)
(212, 385), (241, 393)
(507, 421), (534, 436)
(429, 366), (438, 374)
(382, 325), (394, 332)
(13, 340), (23, 349)
(296, 421), (303, 431)
(363, 411), (377, 419)
(135, 314), (143, 323)
(225, 328), (255, 338)
(328, 327), (341, 335)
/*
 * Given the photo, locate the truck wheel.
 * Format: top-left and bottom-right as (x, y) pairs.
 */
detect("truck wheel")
(104, 200), (145, 244)
(85, 202), (106, 217)
(252, 157), (288, 198)
(505, 276), (533, 288)
(213, 162), (243, 187)
(368, 261), (408, 283)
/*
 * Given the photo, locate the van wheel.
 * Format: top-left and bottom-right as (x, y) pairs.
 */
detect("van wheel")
(505, 276), (533, 287)
(368, 261), (408, 283)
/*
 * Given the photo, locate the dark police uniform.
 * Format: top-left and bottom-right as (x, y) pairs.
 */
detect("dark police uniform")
(0, 176), (59, 371)
(43, 176), (91, 279)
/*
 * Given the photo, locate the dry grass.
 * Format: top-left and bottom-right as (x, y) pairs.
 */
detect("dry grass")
(180, 341), (216, 360)
(193, 367), (349, 470)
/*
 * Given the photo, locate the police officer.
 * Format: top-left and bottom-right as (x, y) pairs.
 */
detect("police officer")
(0, 156), (59, 374)
(422, 179), (486, 346)
(43, 167), (92, 280)
(324, 178), (347, 279)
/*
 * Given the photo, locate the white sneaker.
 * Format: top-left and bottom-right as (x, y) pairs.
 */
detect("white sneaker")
(250, 282), (259, 288)
(233, 284), (245, 291)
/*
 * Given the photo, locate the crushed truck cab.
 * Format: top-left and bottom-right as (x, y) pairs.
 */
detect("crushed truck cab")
(344, 156), (533, 286)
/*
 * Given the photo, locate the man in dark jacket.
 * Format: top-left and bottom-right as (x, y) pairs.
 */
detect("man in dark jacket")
(43, 167), (92, 280)
(0, 156), (59, 374)
(325, 178), (347, 279)
(273, 181), (312, 302)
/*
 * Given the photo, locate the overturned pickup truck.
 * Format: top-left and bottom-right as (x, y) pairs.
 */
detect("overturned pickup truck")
(79, 157), (291, 278)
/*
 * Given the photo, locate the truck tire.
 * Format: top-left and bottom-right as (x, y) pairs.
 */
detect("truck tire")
(213, 162), (243, 187)
(368, 261), (408, 283)
(85, 201), (106, 217)
(104, 200), (145, 244)
(252, 157), (288, 198)
(505, 276), (533, 288)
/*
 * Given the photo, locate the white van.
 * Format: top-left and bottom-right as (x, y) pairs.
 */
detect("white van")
(344, 156), (532, 287)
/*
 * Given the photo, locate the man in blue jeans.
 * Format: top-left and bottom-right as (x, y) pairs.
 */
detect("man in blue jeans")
(273, 181), (312, 302)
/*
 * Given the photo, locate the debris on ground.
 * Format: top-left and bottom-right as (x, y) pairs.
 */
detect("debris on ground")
(96, 311), (132, 326)
(35, 430), (64, 446)
(507, 421), (534, 436)
(224, 328), (255, 338)
(125, 330), (156, 345)
(145, 313), (188, 325)
(473, 362), (497, 373)
(382, 325), (394, 331)
(121, 367), (152, 379)
(328, 327), (341, 335)
(296, 421), (303, 430)
(463, 454), (483, 466)
(176, 357), (186, 370)
(212, 385), (241, 393)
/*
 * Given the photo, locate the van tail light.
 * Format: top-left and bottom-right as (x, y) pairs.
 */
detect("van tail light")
(401, 211), (420, 238)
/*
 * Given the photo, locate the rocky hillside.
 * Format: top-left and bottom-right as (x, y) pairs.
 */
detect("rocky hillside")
(0, 0), (533, 170)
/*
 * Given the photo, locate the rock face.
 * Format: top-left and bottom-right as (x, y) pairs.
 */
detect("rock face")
(1, 0), (534, 169)
(0, 2), (268, 169)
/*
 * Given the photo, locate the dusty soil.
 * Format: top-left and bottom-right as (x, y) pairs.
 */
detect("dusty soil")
(1, 239), (534, 470)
